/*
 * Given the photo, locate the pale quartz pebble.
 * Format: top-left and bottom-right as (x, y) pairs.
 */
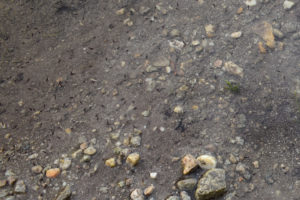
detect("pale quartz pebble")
(197, 155), (217, 169)
(231, 31), (242, 38)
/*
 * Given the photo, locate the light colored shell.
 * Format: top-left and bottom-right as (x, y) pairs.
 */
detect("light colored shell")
(197, 155), (217, 169)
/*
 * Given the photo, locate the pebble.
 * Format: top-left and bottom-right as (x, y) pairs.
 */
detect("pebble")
(224, 61), (243, 77)
(116, 8), (125, 15)
(291, 32), (300, 40)
(130, 189), (144, 200)
(105, 158), (116, 168)
(28, 153), (38, 160)
(229, 154), (238, 164)
(253, 161), (259, 168)
(195, 168), (226, 200)
(197, 155), (217, 169)
(126, 153), (140, 166)
(84, 146), (97, 155)
(231, 31), (242, 38)
(245, 0), (257, 6)
(169, 39), (185, 50)
(170, 29), (180, 37)
(166, 196), (180, 200)
(139, 6), (150, 15)
(130, 136), (141, 147)
(205, 24), (215, 38)
(7, 176), (17, 185)
(80, 155), (91, 162)
(191, 40), (200, 46)
(46, 168), (61, 178)
(0, 180), (6, 188)
(181, 154), (198, 175)
(283, 1), (295, 10)
(176, 178), (197, 191)
(253, 21), (275, 49)
(60, 158), (72, 170)
(150, 172), (158, 179)
(273, 28), (284, 39)
(141, 110), (150, 117)
(144, 185), (155, 196)
(72, 149), (82, 159)
(174, 106), (183, 113)
(14, 180), (26, 193)
(55, 185), (71, 200)
(0, 189), (9, 198)
(153, 56), (170, 67)
(32, 165), (43, 174)
(180, 191), (191, 200)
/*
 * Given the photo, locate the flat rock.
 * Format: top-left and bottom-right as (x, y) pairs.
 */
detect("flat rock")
(177, 178), (197, 191)
(195, 168), (227, 200)
(130, 188), (144, 200)
(153, 56), (170, 67)
(55, 185), (71, 200)
(224, 61), (243, 77)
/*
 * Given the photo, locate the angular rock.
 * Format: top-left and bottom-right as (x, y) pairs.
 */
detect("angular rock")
(130, 188), (144, 200)
(245, 0), (257, 6)
(60, 158), (72, 170)
(126, 153), (140, 166)
(130, 136), (141, 147)
(0, 189), (9, 198)
(283, 1), (295, 10)
(177, 178), (197, 191)
(14, 180), (26, 193)
(195, 168), (226, 200)
(180, 191), (191, 200)
(105, 158), (116, 168)
(55, 185), (71, 200)
(253, 21), (275, 49)
(0, 180), (6, 188)
(182, 154), (198, 175)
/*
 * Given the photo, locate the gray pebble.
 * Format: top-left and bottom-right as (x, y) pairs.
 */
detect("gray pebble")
(14, 180), (26, 193)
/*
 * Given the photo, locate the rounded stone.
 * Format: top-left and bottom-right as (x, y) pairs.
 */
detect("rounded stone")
(84, 146), (97, 155)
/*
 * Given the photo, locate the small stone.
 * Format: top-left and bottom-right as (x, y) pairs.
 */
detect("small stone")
(224, 61), (243, 77)
(169, 39), (185, 50)
(214, 60), (222, 68)
(253, 21), (275, 49)
(291, 32), (300, 40)
(130, 136), (141, 147)
(166, 196), (180, 200)
(258, 41), (267, 53)
(229, 154), (238, 164)
(191, 40), (200, 46)
(205, 24), (215, 38)
(237, 7), (243, 14)
(139, 6), (151, 15)
(130, 188), (144, 200)
(182, 154), (198, 175)
(99, 187), (109, 193)
(0, 189), (9, 198)
(180, 191), (191, 200)
(80, 155), (91, 162)
(7, 176), (17, 185)
(126, 153), (140, 166)
(177, 178), (197, 191)
(28, 153), (38, 160)
(46, 168), (60, 178)
(245, 0), (257, 6)
(60, 158), (72, 170)
(144, 185), (155, 196)
(14, 180), (26, 193)
(55, 185), (71, 200)
(231, 31), (242, 38)
(153, 56), (170, 67)
(273, 29), (284, 39)
(105, 158), (116, 168)
(141, 110), (150, 117)
(174, 106), (183, 113)
(116, 8), (125, 15)
(195, 169), (227, 200)
(72, 149), (82, 159)
(283, 1), (295, 10)
(5, 196), (15, 200)
(253, 161), (259, 168)
(170, 29), (180, 37)
(197, 155), (217, 169)
(150, 172), (158, 179)
(80, 142), (88, 150)
(0, 180), (6, 188)
(84, 146), (97, 155)
(32, 165), (43, 174)
(65, 128), (71, 134)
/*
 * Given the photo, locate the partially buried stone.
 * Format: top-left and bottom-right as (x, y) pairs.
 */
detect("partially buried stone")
(166, 196), (180, 200)
(60, 158), (72, 170)
(55, 185), (71, 200)
(195, 168), (227, 200)
(32, 165), (43, 174)
(283, 0), (295, 10)
(180, 191), (191, 200)
(14, 180), (26, 193)
(84, 146), (96, 155)
(126, 153), (140, 166)
(177, 178), (197, 191)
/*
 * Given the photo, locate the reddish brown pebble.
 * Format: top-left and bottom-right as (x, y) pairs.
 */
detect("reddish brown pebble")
(46, 168), (60, 178)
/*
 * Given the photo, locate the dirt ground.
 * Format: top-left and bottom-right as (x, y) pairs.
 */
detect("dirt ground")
(0, 0), (300, 200)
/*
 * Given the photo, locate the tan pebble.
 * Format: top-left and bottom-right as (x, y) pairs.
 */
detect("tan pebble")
(65, 128), (71, 134)
(253, 161), (259, 168)
(253, 21), (275, 49)
(126, 153), (140, 166)
(174, 106), (183, 113)
(80, 142), (88, 150)
(182, 154), (198, 175)
(214, 60), (223, 68)
(116, 8), (125, 15)
(46, 168), (60, 178)
(7, 176), (17, 185)
(231, 31), (242, 38)
(237, 7), (243, 14)
(197, 155), (217, 169)
(105, 158), (116, 168)
(31, 165), (43, 174)
(0, 179), (6, 188)
(144, 185), (155, 196)
(205, 24), (215, 38)
(84, 146), (97, 155)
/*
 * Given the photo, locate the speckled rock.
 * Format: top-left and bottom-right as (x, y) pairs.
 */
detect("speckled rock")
(195, 168), (226, 200)
(177, 178), (197, 191)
